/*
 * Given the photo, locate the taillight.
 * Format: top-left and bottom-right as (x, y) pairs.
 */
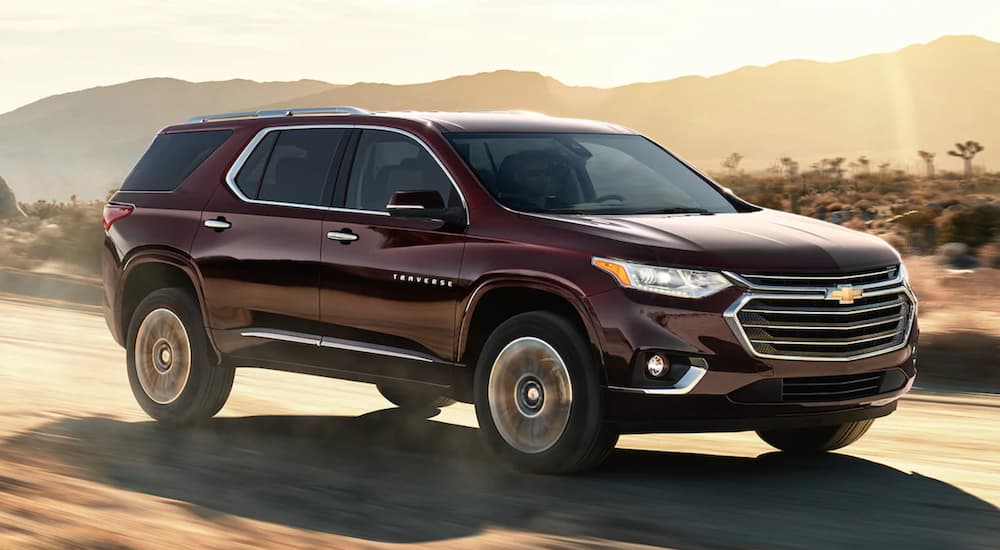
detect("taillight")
(103, 203), (134, 231)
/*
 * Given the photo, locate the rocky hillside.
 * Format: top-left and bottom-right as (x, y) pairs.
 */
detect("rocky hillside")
(0, 35), (998, 201)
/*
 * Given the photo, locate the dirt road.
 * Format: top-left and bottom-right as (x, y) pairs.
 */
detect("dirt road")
(0, 295), (997, 549)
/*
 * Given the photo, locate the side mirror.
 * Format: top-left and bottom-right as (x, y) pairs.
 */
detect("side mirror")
(386, 190), (466, 226)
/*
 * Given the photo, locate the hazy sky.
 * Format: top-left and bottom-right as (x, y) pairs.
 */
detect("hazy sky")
(3, 0), (999, 113)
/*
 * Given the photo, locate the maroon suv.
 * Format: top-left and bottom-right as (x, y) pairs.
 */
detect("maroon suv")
(103, 107), (917, 473)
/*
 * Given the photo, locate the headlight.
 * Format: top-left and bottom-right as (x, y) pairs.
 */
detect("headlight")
(592, 257), (732, 298)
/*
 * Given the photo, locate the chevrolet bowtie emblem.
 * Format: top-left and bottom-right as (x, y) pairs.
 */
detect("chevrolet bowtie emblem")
(827, 284), (864, 305)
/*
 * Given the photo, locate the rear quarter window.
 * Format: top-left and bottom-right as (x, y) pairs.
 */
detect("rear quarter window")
(121, 130), (232, 191)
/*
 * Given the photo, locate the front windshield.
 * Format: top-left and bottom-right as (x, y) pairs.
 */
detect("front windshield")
(446, 133), (740, 215)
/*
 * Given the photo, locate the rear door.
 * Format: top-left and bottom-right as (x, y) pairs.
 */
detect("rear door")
(318, 128), (468, 384)
(191, 126), (350, 361)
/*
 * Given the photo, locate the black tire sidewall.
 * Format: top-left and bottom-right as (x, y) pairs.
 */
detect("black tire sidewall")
(474, 311), (608, 473)
(125, 288), (220, 423)
(757, 419), (874, 453)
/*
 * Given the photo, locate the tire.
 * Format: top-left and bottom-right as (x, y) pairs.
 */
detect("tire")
(126, 288), (235, 425)
(756, 419), (875, 453)
(377, 382), (455, 410)
(474, 311), (618, 474)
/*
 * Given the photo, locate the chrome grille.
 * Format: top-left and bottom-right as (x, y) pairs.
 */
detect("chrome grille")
(732, 266), (899, 291)
(724, 267), (916, 361)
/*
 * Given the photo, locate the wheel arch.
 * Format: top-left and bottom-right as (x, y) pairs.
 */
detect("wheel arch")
(118, 248), (220, 363)
(458, 278), (607, 385)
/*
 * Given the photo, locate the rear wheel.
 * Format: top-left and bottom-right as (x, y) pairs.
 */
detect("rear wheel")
(756, 419), (875, 453)
(474, 311), (617, 474)
(126, 288), (234, 425)
(377, 383), (455, 410)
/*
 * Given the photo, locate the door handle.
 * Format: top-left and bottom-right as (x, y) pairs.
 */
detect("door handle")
(326, 230), (358, 243)
(204, 218), (232, 231)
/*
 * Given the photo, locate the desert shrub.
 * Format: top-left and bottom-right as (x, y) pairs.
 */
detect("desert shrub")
(895, 209), (937, 231)
(894, 209), (939, 253)
(938, 204), (1000, 248)
(20, 200), (65, 220)
(965, 176), (1000, 194)
(2, 201), (104, 275)
(883, 233), (910, 254)
(842, 218), (868, 231)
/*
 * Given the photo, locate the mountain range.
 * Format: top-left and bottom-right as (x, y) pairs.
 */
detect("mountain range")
(1, 35), (997, 201)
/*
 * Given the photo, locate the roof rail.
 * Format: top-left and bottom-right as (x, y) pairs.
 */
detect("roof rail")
(185, 106), (372, 123)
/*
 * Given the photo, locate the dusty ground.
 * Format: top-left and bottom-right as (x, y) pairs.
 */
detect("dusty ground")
(903, 257), (1000, 389)
(0, 295), (997, 549)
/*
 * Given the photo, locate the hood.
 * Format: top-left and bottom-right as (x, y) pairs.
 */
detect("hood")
(549, 209), (900, 273)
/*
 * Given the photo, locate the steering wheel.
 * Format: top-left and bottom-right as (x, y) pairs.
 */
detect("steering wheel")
(595, 194), (626, 203)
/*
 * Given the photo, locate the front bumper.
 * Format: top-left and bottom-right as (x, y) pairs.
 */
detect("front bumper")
(605, 392), (904, 434)
(587, 285), (918, 433)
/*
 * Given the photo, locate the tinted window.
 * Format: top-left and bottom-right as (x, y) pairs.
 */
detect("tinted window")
(122, 130), (231, 191)
(346, 130), (457, 212)
(234, 131), (278, 199)
(446, 133), (739, 215)
(255, 128), (347, 206)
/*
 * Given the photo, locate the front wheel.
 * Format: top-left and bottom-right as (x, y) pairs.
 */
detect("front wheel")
(474, 311), (617, 474)
(126, 288), (234, 425)
(756, 419), (875, 453)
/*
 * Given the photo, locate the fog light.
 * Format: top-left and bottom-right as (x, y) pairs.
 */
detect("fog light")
(646, 354), (666, 377)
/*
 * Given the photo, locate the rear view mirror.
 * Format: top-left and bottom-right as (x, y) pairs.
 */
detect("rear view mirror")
(386, 190), (465, 226)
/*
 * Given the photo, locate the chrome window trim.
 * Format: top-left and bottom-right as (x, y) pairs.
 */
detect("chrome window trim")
(723, 285), (918, 362)
(223, 124), (469, 223)
(723, 268), (904, 293)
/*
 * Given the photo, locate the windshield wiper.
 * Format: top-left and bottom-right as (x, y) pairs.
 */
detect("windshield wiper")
(628, 207), (713, 215)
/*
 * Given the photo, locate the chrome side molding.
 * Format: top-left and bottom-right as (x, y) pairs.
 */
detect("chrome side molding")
(240, 329), (321, 346)
(238, 328), (444, 364)
(319, 336), (435, 363)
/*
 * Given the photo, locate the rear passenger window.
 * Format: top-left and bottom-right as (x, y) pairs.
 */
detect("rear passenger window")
(122, 130), (231, 191)
(236, 128), (347, 206)
(233, 131), (278, 199)
(346, 130), (457, 212)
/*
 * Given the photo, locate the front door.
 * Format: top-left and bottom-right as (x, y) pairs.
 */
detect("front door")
(319, 128), (467, 384)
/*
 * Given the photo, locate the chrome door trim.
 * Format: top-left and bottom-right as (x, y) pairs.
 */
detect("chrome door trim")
(318, 336), (437, 363)
(240, 329), (322, 346)
(223, 124), (469, 223)
(238, 328), (448, 364)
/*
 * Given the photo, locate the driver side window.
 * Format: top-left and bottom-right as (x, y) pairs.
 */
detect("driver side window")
(346, 130), (457, 212)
